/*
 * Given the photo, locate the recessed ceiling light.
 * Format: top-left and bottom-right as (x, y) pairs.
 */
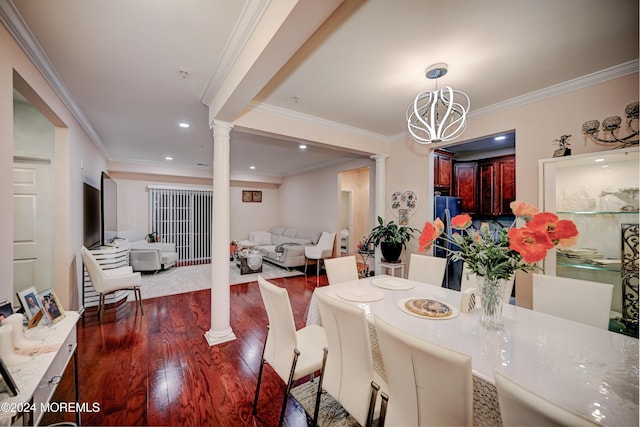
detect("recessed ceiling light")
(179, 122), (190, 128)
(249, 165), (256, 170)
(299, 144), (307, 149)
(165, 156), (173, 160)
(601, 165), (609, 168)
(494, 136), (506, 141)
(595, 158), (605, 162)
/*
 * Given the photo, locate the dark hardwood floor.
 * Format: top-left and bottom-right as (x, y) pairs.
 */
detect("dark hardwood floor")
(43, 272), (328, 427)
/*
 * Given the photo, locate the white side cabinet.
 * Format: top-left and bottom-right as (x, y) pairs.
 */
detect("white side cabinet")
(82, 246), (130, 308)
(539, 147), (639, 333)
(1, 312), (80, 426)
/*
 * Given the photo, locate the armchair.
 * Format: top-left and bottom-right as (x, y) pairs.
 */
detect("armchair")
(129, 240), (178, 272)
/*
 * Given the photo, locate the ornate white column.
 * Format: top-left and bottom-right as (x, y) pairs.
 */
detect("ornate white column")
(205, 121), (237, 346)
(371, 154), (388, 275)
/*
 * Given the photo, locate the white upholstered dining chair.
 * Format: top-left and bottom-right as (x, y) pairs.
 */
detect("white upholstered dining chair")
(374, 315), (473, 427)
(494, 370), (599, 426)
(460, 263), (515, 303)
(305, 231), (337, 286)
(80, 246), (144, 321)
(407, 253), (447, 286)
(253, 276), (328, 427)
(532, 273), (613, 330)
(316, 292), (388, 427)
(324, 255), (359, 285)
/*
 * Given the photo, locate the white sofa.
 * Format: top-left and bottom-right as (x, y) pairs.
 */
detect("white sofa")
(240, 226), (321, 269)
(118, 230), (179, 272)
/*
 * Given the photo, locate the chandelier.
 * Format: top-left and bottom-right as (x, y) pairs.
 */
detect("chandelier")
(406, 63), (470, 144)
(582, 101), (639, 148)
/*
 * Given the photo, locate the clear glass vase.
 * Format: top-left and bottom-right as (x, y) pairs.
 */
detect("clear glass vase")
(477, 275), (507, 331)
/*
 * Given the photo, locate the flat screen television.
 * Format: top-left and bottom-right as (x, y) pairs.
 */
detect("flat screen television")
(101, 172), (118, 244)
(83, 182), (101, 249)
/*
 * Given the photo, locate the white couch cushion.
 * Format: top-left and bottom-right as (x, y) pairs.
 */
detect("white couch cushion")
(269, 226), (286, 236)
(249, 231), (272, 246)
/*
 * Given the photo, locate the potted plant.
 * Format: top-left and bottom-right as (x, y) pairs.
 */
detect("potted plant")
(366, 216), (418, 262)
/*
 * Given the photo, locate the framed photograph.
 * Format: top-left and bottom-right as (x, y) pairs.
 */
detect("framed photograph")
(0, 356), (18, 396)
(398, 208), (409, 225)
(0, 301), (13, 322)
(242, 190), (262, 202)
(17, 286), (41, 320)
(37, 288), (65, 325)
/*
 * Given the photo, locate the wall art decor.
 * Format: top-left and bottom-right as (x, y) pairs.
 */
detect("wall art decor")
(390, 190), (417, 225)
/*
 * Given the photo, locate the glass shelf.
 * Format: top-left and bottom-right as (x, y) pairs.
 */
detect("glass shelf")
(556, 260), (621, 273)
(557, 211), (639, 215)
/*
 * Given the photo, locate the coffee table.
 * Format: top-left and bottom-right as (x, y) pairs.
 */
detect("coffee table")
(235, 251), (263, 275)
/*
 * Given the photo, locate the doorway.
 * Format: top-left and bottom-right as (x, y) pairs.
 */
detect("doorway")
(338, 166), (370, 257)
(13, 89), (55, 303)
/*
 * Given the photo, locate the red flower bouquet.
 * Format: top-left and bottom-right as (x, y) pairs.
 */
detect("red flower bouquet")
(418, 201), (579, 281)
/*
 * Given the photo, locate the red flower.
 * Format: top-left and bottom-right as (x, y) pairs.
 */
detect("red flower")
(527, 212), (579, 246)
(418, 218), (444, 252)
(510, 200), (539, 220)
(508, 227), (554, 263)
(451, 214), (472, 230)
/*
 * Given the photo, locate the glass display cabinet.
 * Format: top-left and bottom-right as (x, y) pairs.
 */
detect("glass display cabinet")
(539, 147), (639, 336)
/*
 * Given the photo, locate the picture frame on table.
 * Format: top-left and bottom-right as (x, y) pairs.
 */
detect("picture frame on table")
(0, 301), (13, 322)
(0, 356), (18, 396)
(17, 286), (41, 320)
(37, 288), (65, 325)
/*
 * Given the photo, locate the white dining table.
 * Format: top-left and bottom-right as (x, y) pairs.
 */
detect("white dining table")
(305, 275), (639, 427)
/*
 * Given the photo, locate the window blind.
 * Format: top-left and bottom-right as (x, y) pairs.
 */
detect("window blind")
(148, 186), (212, 265)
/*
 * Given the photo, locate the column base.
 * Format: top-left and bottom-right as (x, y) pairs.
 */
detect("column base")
(205, 327), (237, 346)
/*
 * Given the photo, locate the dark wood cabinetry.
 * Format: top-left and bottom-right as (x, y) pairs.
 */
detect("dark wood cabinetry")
(434, 149), (454, 194)
(453, 155), (515, 217)
(478, 155), (515, 216)
(453, 162), (478, 214)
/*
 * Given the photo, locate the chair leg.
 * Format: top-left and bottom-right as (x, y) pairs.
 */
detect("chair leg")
(135, 288), (144, 316)
(312, 347), (328, 427)
(98, 294), (105, 322)
(378, 392), (389, 427)
(304, 257), (309, 279)
(279, 348), (300, 427)
(253, 327), (270, 416)
(316, 258), (322, 287)
(365, 381), (381, 427)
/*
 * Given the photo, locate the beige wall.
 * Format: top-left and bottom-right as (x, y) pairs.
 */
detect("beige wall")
(387, 72), (639, 308)
(0, 23), (107, 309)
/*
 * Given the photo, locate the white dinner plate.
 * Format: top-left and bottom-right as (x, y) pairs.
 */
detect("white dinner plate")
(371, 277), (415, 290)
(336, 287), (385, 302)
(397, 297), (459, 320)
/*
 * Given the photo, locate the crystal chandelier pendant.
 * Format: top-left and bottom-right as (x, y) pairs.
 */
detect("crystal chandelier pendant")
(407, 63), (470, 144)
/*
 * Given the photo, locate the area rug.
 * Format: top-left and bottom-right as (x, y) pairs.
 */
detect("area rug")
(290, 379), (360, 427)
(138, 261), (303, 300)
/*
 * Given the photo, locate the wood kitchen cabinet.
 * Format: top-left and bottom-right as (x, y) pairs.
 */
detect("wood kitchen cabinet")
(452, 154), (515, 217)
(478, 155), (515, 216)
(434, 149), (454, 194)
(453, 162), (478, 214)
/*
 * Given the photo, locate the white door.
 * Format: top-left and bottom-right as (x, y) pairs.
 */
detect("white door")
(13, 160), (54, 297)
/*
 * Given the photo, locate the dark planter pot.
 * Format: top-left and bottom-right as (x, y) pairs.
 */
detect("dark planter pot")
(380, 242), (402, 262)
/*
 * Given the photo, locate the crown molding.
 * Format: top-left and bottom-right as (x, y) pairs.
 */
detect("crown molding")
(200, 0), (270, 106)
(248, 101), (391, 144)
(0, 0), (108, 156)
(469, 60), (639, 117)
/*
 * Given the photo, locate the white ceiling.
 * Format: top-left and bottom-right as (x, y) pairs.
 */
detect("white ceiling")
(5, 0), (638, 176)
